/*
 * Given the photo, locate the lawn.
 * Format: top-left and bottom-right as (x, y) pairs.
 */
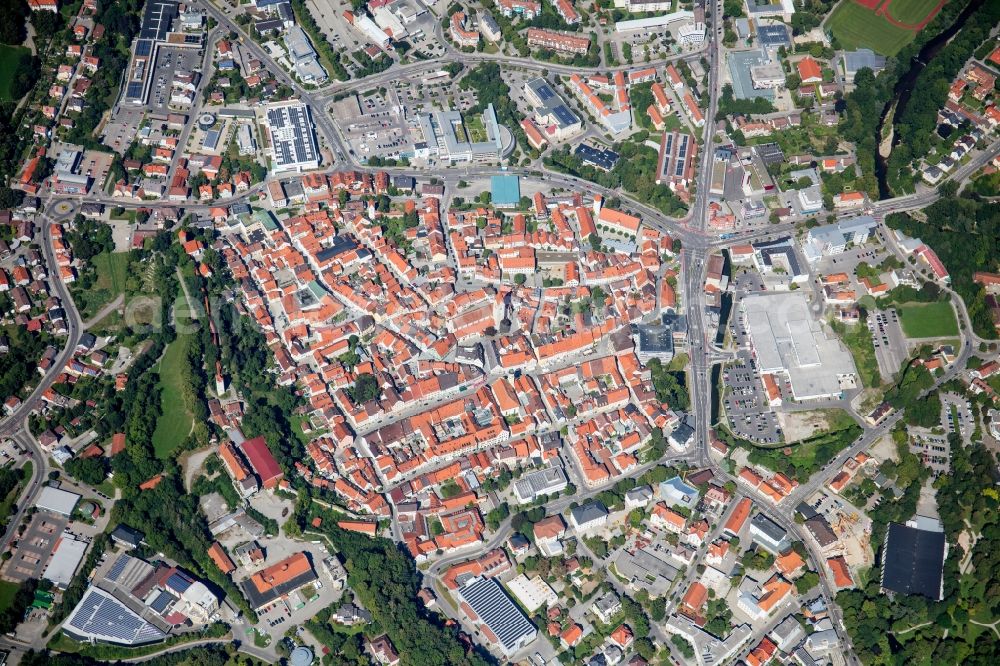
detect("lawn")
(897, 301), (959, 338)
(885, 0), (940, 25)
(464, 114), (488, 143)
(0, 45), (29, 102)
(832, 319), (881, 388)
(151, 294), (196, 458)
(0, 581), (19, 614)
(827, 0), (917, 56)
(74, 252), (132, 321)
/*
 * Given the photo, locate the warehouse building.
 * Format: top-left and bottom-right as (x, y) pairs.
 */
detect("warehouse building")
(881, 522), (946, 600)
(458, 577), (537, 657)
(741, 292), (857, 400)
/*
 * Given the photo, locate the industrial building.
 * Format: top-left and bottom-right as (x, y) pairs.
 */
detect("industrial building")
(740, 292), (857, 400)
(64, 586), (167, 645)
(458, 577), (537, 657)
(264, 100), (321, 173)
(880, 522), (946, 600)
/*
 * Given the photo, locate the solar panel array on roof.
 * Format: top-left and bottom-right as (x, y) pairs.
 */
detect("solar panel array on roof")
(147, 589), (176, 614)
(553, 104), (577, 127)
(135, 39), (153, 57)
(107, 554), (130, 582)
(575, 144), (619, 171)
(266, 103), (319, 171)
(66, 587), (166, 645)
(534, 81), (555, 102)
(459, 577), (535, 655)
(203, 129), (220, 151)
(165, 571), (193, 593)
(757, 25), (790, 46)
(881, 523), (946, 600)
(674, 134), (689, 178)
(140, 0), (179, 41)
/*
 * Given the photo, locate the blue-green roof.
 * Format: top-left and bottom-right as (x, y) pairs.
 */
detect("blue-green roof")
(490, 175), (521, 206)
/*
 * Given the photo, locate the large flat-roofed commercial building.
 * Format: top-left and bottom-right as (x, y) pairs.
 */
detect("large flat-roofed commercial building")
(524, 77), (581, 138)
(43, 535), (88, 589)
(265, 101), (320, 173)
(740, 292), (857, 400)
(64, 586), (167, 645)
(802, 216), (878, 263)
(458, 577), (537, 657)
(416, 105), (505, 163)
(841, 49), (887, 83)
(636, 323), (674, 363)
(36, 486), (81, 516)
(513, 466), (568, 503)
(123, 0), (180, 105)
(284, 25), (327, 84)
(881, 522), (946, 600)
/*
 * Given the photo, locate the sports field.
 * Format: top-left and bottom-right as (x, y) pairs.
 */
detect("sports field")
(0, 45), (30, 101)
(884, 0), (943, 26)
(828, 1), (916, 56)
(897, 301), (959, 338)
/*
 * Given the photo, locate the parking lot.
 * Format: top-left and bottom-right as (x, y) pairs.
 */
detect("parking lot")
(868, 308), (908, 382)
(722, 354), (782, 444)
(3, 511), (69, 583)
(149, 46), (202, 113)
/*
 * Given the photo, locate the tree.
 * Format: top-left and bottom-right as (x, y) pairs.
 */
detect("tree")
(795, 570), (820, 594)
(348, 373), (380, 404)
(65, 457), (109, 487)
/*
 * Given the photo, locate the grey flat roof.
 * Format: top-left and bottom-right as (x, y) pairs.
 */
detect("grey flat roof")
(741, 291), (856, 400)
(728, 49), (775, 101)
(36, 486), (81, 516)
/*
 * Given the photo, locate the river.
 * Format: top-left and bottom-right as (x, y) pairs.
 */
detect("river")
(874, 0), (987, 199)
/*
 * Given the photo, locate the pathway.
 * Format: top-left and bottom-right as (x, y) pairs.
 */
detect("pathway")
(83, 294), (125, 329)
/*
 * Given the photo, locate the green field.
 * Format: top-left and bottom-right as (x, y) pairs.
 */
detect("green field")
(886, 0), (939, 24)
(75, 252), (132, 321)
(151, 294), (196, 458)
(897, 301), (959, 338)
(0, 580), (19, 614)
(0, 45), (29, 102)
(827, 1), (916, 56)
